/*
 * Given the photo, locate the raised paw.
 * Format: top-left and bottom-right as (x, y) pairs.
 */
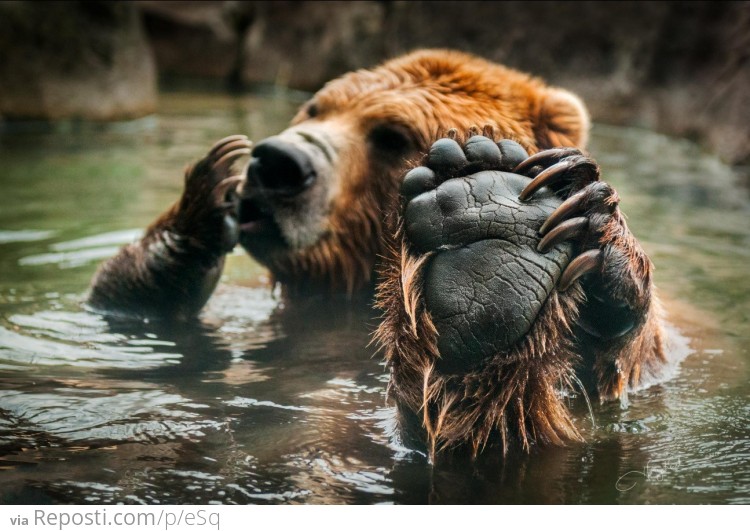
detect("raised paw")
(384, 141), (661, 455)
(400, 135), (577, 372)
(174, 135), (252, 256)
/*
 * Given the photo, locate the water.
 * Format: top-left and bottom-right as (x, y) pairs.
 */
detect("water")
(1, 91), (749, 504)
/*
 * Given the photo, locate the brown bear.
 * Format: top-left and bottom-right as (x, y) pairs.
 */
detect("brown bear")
(88, 50), (665, 457)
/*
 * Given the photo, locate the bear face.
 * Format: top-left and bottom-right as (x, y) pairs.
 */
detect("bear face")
(235, 50), (590, 295)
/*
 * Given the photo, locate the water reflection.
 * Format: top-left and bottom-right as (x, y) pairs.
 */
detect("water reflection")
(0, 94), (748, 504)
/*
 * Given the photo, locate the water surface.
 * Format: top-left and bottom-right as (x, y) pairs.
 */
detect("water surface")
(1, 92), (748, 504)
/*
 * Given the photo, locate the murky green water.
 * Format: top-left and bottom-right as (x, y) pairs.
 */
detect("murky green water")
(1, 91), (748, 504)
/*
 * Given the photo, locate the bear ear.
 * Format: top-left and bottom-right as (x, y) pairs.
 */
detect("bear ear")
(534, 87), (590, 150)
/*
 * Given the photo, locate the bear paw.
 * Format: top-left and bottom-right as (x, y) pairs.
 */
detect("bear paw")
(173, 135), (251, 257)
(380, 133), (605, 456)
(382, 134), (660, 455)
(401, 135), (575, 373)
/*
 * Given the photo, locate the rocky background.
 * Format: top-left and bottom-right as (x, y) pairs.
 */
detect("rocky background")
(1, 0), (748, 168)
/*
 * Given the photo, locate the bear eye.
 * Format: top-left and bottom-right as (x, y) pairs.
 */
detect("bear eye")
(369, 124), (412, 153)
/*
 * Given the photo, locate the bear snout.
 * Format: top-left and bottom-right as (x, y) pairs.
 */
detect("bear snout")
(247, 137), (317, 197)
(237, 130), (339, 258)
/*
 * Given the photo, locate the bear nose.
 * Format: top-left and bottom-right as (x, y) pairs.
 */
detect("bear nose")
(246, 138), (316, 197)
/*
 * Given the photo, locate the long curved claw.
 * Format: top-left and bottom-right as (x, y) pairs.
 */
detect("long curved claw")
(519, 155), (599, 201)
(519, 158), (577, 201)
(213, 148), (252, 172)
(558, 249), (603, 292)
(539, 189), (587, 235)
(512, 147), (582, 176)
(212, 138), (253, 161)
(212, 174), (245, 203)
(537, 217), (589, 253)
(208, 135), (249, 157)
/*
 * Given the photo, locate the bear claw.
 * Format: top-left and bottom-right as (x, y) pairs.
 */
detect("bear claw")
(207, 136), (253, 173)
(537, 216), (589, 253)
(558, 249), (603, 292)
(208, 134), (250, 157)
(539, 188), (588, 235)
(175, 135), (253, 255)
(518, 155), (598, 201)
(514, 151), (620, 292)
(512, 147), (583, 175)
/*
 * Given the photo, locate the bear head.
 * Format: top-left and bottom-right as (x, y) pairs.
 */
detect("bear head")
(236, 49), (590, 296)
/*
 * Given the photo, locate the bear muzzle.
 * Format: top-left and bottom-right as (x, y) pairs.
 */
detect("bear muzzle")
(237, 137), (319, 239)
(246, 138), (318, 197)
(236, 130), (339, 258)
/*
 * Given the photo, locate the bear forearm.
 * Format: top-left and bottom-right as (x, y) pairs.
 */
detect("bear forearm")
(87, 136), (250, 321)
(87, 208), (225, 321)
